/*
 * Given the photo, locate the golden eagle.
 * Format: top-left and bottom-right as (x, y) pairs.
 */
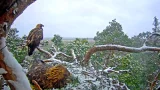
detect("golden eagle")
(27, 24), (44, 56)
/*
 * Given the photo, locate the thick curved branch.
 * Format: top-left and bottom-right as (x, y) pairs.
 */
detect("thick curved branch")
(83, 44), (160, 63)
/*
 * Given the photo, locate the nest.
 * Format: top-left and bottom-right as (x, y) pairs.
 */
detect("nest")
(27, 60), (70, 89)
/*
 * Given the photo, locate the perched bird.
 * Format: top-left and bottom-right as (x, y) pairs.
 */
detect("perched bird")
(27, 24), (44, 56)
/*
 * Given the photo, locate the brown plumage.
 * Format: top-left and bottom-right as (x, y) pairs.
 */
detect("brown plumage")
(27, 24), (44, 56)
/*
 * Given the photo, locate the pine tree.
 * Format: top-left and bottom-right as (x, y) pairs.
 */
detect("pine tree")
(152, 16), (160, 33)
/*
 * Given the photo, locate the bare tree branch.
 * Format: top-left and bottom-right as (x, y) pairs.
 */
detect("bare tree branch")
(37, 47), (52, 58)
(83, 44), (160, 64)
(52, 52), (73, 59)
(37, 44), (73, 60)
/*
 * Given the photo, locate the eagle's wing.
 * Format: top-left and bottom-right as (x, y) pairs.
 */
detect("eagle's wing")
(27, 28), (40, 45)
(27, 28), (37, 41)
(37, 29), (43, 40)
(30, 29), (43, 42)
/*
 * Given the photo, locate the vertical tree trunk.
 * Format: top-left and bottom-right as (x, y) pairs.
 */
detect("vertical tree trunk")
(0, 0), (36, 89)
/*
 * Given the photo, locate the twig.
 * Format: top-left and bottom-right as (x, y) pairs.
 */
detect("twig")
(51, 44), (57, 52)
(71, 49), (78, 63)
(32, 80), (42, 90)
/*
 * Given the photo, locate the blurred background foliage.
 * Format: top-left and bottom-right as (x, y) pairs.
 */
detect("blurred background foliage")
(6, 28), (27, 63)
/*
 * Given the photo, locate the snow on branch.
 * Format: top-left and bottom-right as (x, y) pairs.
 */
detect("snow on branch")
(37, 46), (73, 60)
(103, 67), (129, 74)
(36, 46), (77, 65)
(83, 44), (160, 63)
(51, 44), (57, 52)
(52, 52), (73, 59)
(71, 49), (78, 63)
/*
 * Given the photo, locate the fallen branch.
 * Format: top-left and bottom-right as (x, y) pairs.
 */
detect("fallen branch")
(83, 44), (160, 63)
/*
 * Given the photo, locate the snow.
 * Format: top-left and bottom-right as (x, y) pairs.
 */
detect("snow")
(2, 85), (10, 90)
(103, 67), (114, 73)
(0, 37), (31, 90)
(0, 68), (7, 74)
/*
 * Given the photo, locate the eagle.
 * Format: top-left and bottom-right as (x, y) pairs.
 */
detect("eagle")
(27, 24), (44, 56)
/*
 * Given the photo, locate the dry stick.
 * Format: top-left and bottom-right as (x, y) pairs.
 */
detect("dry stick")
(51, 45), (73, 59)
(32, 80), (42, 90)
(37, 47), (73, 60)
(37, 47), (53, 58)
(83, 45), (160, 64)
(37, 48), (73, 64)
(71, 49), (78, 63)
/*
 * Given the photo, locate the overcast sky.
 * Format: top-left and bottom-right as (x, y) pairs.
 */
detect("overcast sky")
(11, 0), (160, 38)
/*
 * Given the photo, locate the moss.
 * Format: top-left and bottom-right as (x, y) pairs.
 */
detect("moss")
(27, 62), (70, 89)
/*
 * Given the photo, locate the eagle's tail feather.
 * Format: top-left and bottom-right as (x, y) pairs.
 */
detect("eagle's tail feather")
(28, 47), (35, 56)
